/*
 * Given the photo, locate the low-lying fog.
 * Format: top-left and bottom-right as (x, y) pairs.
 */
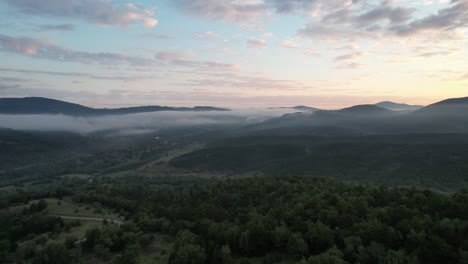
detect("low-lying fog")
(0, 108), (297, 134)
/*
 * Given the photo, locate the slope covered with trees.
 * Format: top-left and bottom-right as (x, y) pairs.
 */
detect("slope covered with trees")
(2, 175), (466, 263)
(171, 134), (468, 191)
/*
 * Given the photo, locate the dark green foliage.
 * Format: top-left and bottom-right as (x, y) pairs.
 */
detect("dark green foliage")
(1, 175), (467, 263)
(0, 209), (64, 244)
(171, 134), (468, 191)
(169, 230), (206, 264)
(32, 242), (71, 264)
(64, 236), (78, 249)
(78, 176), (468, 263)
(82, 225), (137, 254)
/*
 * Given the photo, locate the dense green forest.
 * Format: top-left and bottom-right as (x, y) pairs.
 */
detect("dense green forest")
(2, 128), (468, 263)
(1, 176), (467, 263)
(172, 134), (468, 191)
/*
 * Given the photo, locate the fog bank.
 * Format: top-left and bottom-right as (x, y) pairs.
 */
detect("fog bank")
(0, 108), (296, 134)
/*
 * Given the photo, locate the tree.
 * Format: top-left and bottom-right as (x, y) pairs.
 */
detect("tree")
(273, 225), (290, 248)
(220, 244), (234, 264)
(64, 236), (78, 249)
(170, 244), (206, 264)
(82, 227), (100, 252)
(0, 239), (11, 261)
(308, 247), (347, 264)
(33, 242), (71, 264)
(306, 222), (334, 254)
(94, 244), (110, 261)
(287, 233), (308, 259)
(169, 230), (207, 264)
(117, 244), (139, 264)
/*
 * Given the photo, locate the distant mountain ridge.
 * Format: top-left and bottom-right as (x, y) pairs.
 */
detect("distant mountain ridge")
(337, 104), (391, 115)
(374, 101), (423, 111)
(269, 105), (321, 111)
(239, 97), (468, 136)
(0, 97), (230, 116)
(415, 97), (468, 115)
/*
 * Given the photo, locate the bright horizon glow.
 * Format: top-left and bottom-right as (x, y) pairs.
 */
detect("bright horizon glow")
(0, 0), (467, 108)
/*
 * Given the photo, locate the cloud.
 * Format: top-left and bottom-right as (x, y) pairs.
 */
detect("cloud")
(247, 39), (267, 49)
(298, 23), (351, 40)
(337, 62), (362, 69)
(0, 76), (32, 82)
(0, 34), (155, 66)
(155, 51), (194, 62)
(171, 0), (269, 23)
(279, 39), (299, 49)
(297, 0), (467, 41)
(200, 62), (241, 71)
(193, 31), (217, 40)
(39, 23), (75, 31)
(0, 67), (162, 83)
(0, 109), (294, 134)
(3, 0), (158, 27)
(390, 1), (468, 36)
(0, 67), (88, 77)
(175, 71), (310, 91)
(267, 0), (318, 14)
(0, 83), (21, 90)
(416, 49), (459, 57)
(356, 6), (415, 26)
(142, 33), (174, 39)
(334, 51), (367, 62)
(155, 51), (241, 71)
(171, 0), (467, 44)
(171, 0), (356, 23)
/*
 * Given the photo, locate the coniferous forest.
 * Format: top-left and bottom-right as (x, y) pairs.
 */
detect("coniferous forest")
(1, 175), (467, 263)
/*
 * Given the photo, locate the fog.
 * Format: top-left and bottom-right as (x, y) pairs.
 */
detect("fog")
(0, 108), (296, 134)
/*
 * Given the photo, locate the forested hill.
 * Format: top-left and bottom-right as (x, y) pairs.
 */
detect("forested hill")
(0, 97), (230, 116)
(235, 97), (468, 136)
(171, 134), (468, 191)
(2, 176), (466, 263)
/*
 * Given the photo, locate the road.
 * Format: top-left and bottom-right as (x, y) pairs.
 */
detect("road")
(51, 215), (124, 226)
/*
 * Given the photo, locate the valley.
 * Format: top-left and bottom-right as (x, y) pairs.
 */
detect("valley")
(1, 96), (468, 263)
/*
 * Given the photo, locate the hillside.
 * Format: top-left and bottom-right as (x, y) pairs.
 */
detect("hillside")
(236, 97), (468, 136)
(171, 134), (468, 191)
(238, 104), (396, 136)
(414, 97), (468, 116)
(338, 104), (390, 113)
(0, 97), (230, 116)
(269, 105), (321, 111)
(374, 101), (423, 111)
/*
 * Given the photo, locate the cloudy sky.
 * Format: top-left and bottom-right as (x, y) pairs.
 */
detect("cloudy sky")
(0, 0), (467, 108)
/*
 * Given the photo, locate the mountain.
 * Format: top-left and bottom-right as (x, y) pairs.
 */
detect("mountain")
(170, 98), (468, 191)
(337, 104), (392, 115)
(0, 97), (230, 116)
(414, 97), (468, 116)
(292, 105), (320, 111)
(374, 101), (423, 111)
(269, 105), (321, 111)
(392, 96), (468, 133)
(237, 97), (468, 136)
(0, 97), (94, 116)
(237, 104), (395, 136)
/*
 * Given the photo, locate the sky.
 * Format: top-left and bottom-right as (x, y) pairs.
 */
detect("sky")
(0, 0), (467, 108)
